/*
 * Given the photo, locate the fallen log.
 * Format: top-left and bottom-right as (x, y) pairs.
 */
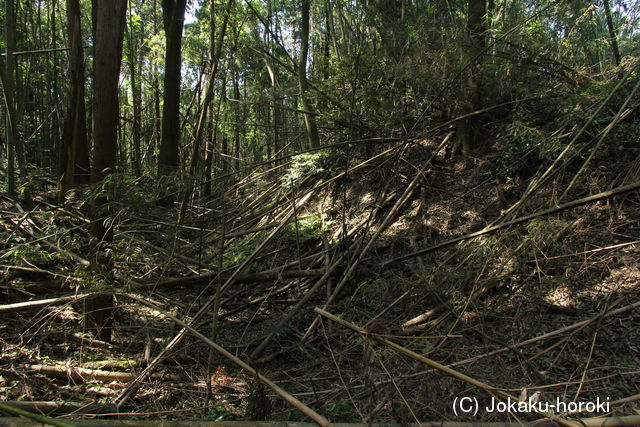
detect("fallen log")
(21, 364), (185, 383)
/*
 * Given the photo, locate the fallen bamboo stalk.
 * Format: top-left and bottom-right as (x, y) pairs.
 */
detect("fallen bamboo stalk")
(217, 281), (297, 320)
(222, 213), (317, 240)
(80, 359), (142, 370)
(115, 190), (317, 408)
(341, 299), (640, 396)
(249, 253), (345, 359)
(121, 293), (330, 426)
(21, 364), (184, 383)
(385, 179), (640, 265)
(578, 416), (640, 427)
(0, 293), (90, 315)
(9, 280), (74, 294)
(134, 268), (326, 291)
(0, 264), (70, 278)
(314, 307), (579, 427)
(431, 299), (640, 373)
(403, 278), (503, 329)
(7, 204), (90, 266)
(0, 269), (325, 315)
(0, 416), (638, 426)
(303, 133), (452, 340)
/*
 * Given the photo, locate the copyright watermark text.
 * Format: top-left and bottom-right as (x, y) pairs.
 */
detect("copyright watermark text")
(453, 396), (610, 416)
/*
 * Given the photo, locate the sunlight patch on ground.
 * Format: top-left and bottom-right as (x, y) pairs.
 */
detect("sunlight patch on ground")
(582, 265), (640, 299)
(545, 286), (573, 308)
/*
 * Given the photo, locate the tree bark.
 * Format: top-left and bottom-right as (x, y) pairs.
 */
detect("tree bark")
(50, 0), (61, 174)
(127, 2), (143, 176)
(157, 0), (187, 177)
(602, 0), (621, 66)
(58, 0), (90, 202)
(86, 0), (127, 342)
(233, 70), (242, 171)
(298, 0), (321, 149)
(2, 0), (20, 195)
(454, 0), (487, 156)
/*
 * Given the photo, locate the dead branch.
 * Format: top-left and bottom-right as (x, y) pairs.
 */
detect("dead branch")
(121, 293), (330, 426)
(21, 364), (184, 383)
(134, 268), (326, 291)
(0, 293), (90, 315)
(115, 189), (317, 407)
(314, 307), (580, 427)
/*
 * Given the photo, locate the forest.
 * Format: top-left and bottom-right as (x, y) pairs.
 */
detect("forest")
(1, 0), (639, 425)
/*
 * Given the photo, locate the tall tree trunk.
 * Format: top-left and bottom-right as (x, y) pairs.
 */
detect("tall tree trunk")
(50, 0), (61, 173)
(602, 0), (621, 66)
(85, 0), (127, 342)
(127, 2), (143, 176)
(58, 0), (90, 202)
(157, 0), (187, 177)
(298, 0), (320, 149)
(221, 135), (229, 175)
(454, 0), (487, 157)
(203, 108), (215, 198)
(148, 0), (162, 165)
(2, 0), (20, 195)
(233, 70), (241, 172)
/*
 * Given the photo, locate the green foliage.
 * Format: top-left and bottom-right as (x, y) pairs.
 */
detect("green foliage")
(4, 244), (54, 267)
(223, 235), (257, 268)
(281, 151), (330, 188)
(286, 214), (331, 245)
(494, 120), (549, 181)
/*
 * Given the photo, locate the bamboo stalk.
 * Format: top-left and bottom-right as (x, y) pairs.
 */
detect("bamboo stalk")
(0, 293), (90, 315)
(21, 364), (184, 383)
(314, 307), (580, 427)
(122, 293), (330, 426)
(0, 401), (121, 416)
(133, 268), (326, 291)
(0, 402), (75, 426)
(249, 253), (345, 359)
(115, 190), (317, 407)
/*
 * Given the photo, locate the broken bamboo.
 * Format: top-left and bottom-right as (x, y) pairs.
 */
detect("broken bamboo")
(122, 293), (330, 426)
(314, 307), (580, 427)
(115, 190), (317, 408)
